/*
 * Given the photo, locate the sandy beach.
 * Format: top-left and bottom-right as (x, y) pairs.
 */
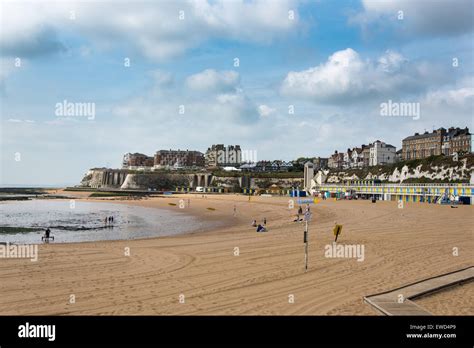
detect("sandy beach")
(0, 192), (472, 315)
(414, 282), (473, 315)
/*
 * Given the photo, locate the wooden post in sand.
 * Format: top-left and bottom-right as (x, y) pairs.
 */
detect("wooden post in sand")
(303, 211), (312, 272)
(304, 221), (308, 272)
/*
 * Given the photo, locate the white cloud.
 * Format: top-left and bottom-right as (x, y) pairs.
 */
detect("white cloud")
(113, 70), (257, 126)
(423, 77), (474, 110)
(192, 0), (299, 42)
(257, 104), (276, 117)
(280, 48), (445, 104)
(353, 0), (474, 37)
(394, 78), (474, 131)
(0, 2), (67, 57)
(0, 0), (301, 60)
(377, 50), (406, 73)
(6, 119), (36, 123)
(186, 69), (239, 93)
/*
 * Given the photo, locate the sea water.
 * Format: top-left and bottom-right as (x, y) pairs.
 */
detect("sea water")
(0, 200), (214, 244)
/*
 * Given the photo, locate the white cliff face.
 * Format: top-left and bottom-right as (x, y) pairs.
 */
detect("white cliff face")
(391, 167), (401, 182)
(120, 174), (138, 189)
(323, 163), (472, 183)
(314, 171), (327, 185)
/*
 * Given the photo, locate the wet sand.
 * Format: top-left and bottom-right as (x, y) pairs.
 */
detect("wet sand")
(0, 193), (472, 315)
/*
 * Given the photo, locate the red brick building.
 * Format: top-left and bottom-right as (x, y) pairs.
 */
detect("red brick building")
(122, 153), (154, 168)
(154, 149), (204, 168)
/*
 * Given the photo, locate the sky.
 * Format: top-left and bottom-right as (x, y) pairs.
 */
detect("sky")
(0, 0), (473, 186)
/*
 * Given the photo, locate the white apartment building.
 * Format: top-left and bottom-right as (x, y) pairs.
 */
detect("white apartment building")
(369, 140), (396, 166)
(350, 147), (364, 168)
(343, 149), (352, 169)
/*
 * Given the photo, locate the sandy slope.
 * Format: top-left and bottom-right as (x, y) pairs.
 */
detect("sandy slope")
(0, 193), (472, 315)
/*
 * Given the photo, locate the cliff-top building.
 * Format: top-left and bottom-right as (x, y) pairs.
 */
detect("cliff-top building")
(350, 147), (364, 168)
(328, 151), (344, 169)
(402, 129), (445, 160)
(154, 149), (204, 169)
(122, 153), (154, 169)
(442, 127), (471, 156)
(205, 144), (242, 168)
(328, 141), (395, 169)
(402, 127), (471, 160)
(369, 140), (396, 166)
(312, 157), (328, 170)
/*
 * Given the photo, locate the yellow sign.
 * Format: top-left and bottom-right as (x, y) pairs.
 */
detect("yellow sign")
(333, 224), (343, 236)
(333, 224), (343, 242)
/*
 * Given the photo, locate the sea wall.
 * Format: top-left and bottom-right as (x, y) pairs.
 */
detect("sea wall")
(80, 169), (304, 190)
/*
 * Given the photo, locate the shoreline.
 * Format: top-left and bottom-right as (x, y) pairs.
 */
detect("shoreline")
(0, 194), (240, 245)
(0, 192), (472, 315)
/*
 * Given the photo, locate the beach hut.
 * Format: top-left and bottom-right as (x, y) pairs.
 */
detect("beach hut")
(269, 184), (282, 195)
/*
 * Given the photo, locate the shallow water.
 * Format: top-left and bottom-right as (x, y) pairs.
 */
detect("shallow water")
(0, 200), (214, 244)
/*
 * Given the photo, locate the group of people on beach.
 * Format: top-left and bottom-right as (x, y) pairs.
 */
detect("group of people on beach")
(104, 216), (114, 226)
(251, 217), (267, 232)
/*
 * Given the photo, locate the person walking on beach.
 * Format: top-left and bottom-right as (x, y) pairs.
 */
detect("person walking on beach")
(42, 228), (52, 242)
(263, 217), (267, 225)
(252, 219), (257, 227)
(297, 205), (303, 221)
(104, 217), (108, 225)
(233, 204), (237, 217)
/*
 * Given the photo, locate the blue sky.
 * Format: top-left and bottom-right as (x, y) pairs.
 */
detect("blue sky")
(1, 0), (473, 186)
